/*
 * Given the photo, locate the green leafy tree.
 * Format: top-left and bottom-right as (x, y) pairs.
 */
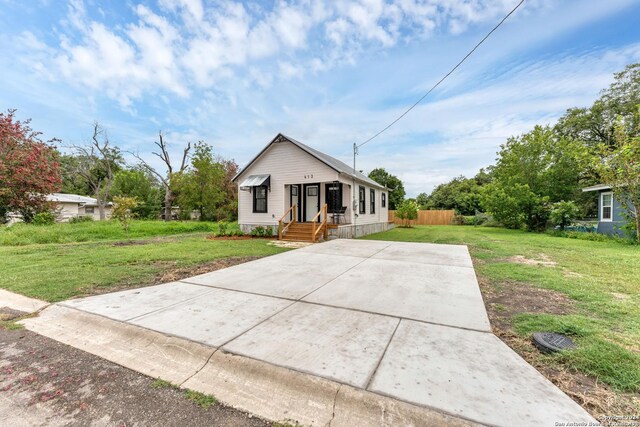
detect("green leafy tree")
(112, 168), (163, 219)
(481, 125), (587, 231)
(174, 142), (226, 221)
(415, 192), (429, 209)
(368, 168), (405, 209)
(423, 175), (483, 215)
(112, 196), (138, 233)
(594, 118), (640, 241)
(395, 199), (418, 227)
(58, 154), (92, 195)
(550, 201), (580, 231)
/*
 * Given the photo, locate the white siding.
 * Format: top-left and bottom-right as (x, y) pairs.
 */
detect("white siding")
(337, 175), (388, 225)
(237, 140), (339, 226)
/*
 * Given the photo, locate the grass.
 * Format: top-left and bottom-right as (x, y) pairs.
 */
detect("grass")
(0, 220), (239, 246)
(151, 379), (217, 409)
(0, 221), (286, 302)
(365, 225), (640, 393)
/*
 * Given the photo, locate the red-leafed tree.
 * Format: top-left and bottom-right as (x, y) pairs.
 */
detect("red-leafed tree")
(0, 109), (61, 222)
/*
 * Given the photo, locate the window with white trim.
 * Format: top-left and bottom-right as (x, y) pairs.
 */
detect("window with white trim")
(601, 192), (612, 221)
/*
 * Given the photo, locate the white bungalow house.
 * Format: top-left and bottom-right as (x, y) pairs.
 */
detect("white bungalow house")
(46, 193), (113, 222)
(234, 133), (393, 241)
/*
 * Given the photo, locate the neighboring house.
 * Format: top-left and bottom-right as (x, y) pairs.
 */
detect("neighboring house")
(234, 133), (392, 239)
(582, 184), (632, 236)
(46, 193), (113, 222)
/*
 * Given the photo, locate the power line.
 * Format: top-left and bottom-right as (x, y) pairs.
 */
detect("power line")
(357, 0), (525, 149)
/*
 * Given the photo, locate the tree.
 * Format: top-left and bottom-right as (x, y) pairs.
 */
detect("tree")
(368, 168), (405, 209)
(112, 168), (164, 219)
(0, 109), (61, 222)
(394, 199), (418, 227)
(481, 125), (587, 231)
(71, 122), (123, 220)
(174, 142), (226, 221)
(550, 201), (580, 231)
(132, 131), (191, 221)
(415, 192), (429, 209)
(594, 118), (640, 241)
(112, 196), (138, 233)
(58, 153), (92, 195)
(556, 63), (640, 151)
(423, 175), (483, 215)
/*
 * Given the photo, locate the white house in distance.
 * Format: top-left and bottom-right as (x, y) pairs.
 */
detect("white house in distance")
(234, 133), (392, 240)
(46, 193), (113, 222)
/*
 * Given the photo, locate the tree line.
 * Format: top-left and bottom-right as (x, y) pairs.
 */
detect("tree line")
(407, 63), (640, 240)
(0, 114), (238, 223)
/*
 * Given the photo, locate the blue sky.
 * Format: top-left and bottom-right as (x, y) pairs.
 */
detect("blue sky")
(2, 0), (640, 196)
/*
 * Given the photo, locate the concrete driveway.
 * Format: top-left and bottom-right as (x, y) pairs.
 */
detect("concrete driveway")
(44, 239), (591, 426)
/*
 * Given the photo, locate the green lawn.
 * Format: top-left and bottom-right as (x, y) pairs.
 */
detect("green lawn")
(0, 220), (238, 245)
(0, 221), (285, 302)
(365, 226), (640, 395)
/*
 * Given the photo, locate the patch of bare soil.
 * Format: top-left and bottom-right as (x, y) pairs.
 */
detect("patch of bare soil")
(111, 240), (150, 247)
(507, 253), (557, 267)
(154, 256), (262, 283)
(80, 257), (263, 297)
(0, 327), (270, 426)
(477, 276), (640, 421)
(481, 278), (574, 332)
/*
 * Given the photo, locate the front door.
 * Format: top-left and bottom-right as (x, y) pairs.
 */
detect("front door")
(304, 184), (320, 221)
(289, 185), (300, 221)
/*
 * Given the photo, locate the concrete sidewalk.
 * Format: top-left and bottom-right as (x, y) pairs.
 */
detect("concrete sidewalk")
(21, 239), (595, 426)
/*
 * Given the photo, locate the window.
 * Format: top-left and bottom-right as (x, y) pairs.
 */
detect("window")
(359, 186), (365, 214)
(370, 189), (375, 214)
(253, 185), (268, 213)
(601, 192), (612, 221)
(85, 207), (94, 214)
(382, 192), (386, 208)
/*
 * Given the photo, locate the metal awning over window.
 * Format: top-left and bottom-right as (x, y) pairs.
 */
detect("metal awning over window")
(239, 174), (270, 190)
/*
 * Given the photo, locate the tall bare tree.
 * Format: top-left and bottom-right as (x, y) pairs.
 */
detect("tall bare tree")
(131, 131), (191, 221)
(72, 122), (122, 220)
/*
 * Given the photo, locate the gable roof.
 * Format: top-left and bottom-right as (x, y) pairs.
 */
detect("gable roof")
(47, 193), (98, 204)
(582, 184), (612, 192)
(234, 133), (387, 190)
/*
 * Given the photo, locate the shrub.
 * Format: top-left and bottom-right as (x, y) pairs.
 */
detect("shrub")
(550, 201), (580, 231)
(112, 196), (138, 233)
(395, 200), (418, 227)
(69, 215), (94, 224)
(217, 221), (228, 235)
(31, 211), (56, 225)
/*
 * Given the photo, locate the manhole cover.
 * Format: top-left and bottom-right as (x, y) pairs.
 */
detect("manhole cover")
(532, 332), (576, 353)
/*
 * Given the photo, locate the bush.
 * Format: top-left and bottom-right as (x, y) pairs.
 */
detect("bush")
(112, 196), (138, 233)
(250, 226), (274, 237)
(31, 211), (56, 225)
(550, 201), (580, 231)
(217, 221), (228, 236)
(69, 215), (94, 224)
(395, 200), (419, 227)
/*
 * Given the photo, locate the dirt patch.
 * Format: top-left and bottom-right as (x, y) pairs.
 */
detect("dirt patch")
(0, 327), (270, 426)
(111, 240), (150, 247)
(507, 253), (557, 267)
(481, 278), (575, 332)
(78, 256), (264, 298)
(154, 256), (262, 283)
(611, 292), (630, 300)
(0, 307), (27, 322)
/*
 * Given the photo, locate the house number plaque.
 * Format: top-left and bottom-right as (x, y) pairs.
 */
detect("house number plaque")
(304, 174), (314, 179)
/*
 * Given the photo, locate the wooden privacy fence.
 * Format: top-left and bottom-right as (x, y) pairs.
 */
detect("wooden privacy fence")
(388, 209), (455, 226)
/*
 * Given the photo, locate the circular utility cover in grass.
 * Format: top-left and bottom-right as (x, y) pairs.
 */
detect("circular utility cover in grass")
(532, 332), (577, 353)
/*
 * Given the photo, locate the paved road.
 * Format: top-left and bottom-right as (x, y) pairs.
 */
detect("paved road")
(48, 239), (592, 426)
